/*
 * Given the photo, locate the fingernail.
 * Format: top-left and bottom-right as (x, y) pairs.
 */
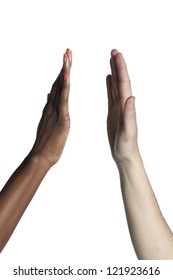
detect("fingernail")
(66, 48), (71, 57)
(64, 70), (69, 81)
(63, 53), (67, 64)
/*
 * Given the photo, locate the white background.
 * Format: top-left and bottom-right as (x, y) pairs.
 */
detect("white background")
(0, 0), (173, 278)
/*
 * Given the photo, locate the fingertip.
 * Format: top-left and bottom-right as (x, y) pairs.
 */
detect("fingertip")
(111, 49), (118, 57)
(106, 74), (111, 80)
(63, 48), (72, 82)
(63, 53), (67, 64)
(64, 48), (72, 63)
(66, 48), (71, 57)
(115, 52), (126, 69)
(66, 48), (72, 66)
(106, 74), (111, 87)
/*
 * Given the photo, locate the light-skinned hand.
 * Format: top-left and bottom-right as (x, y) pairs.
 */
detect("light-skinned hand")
(106, 49), (139, 166)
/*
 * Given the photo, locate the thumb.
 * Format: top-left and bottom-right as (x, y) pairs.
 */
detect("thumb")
(123, 96), (137, 137)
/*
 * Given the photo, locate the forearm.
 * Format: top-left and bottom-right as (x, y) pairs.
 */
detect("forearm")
(0, 154), (50, 252)
(118, 153), (173, 260)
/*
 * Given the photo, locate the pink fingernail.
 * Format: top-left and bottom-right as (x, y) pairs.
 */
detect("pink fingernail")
(66, 48), (71, 57)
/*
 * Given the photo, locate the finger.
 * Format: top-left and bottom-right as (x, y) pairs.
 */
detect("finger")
(51, 68), (64, 101)
(58, 85), (70, 126)
(106, 75), (115, 150)
(57, 49), (72, 123)
(115, 52), (130, 83)
(66, 48), (72, 67)
(123, 96), (137, 137)
(110, 50), (119, 99)
(115, 53), (132, 109)
(106, 74), (113, 111)
(110, 49), (118, 81)
(63, 48), (72, 86)
(111, 49), (118, 56)
(109, 50), (123, 128)
(49, 49), (72, 109)
(106, 74), (122, 153)
(106, 74), (119, 120)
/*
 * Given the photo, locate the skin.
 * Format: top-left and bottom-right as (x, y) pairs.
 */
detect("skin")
(1, 48), (172, 260)
(0, 49), (72, 253)
(106, 49), (173, 260)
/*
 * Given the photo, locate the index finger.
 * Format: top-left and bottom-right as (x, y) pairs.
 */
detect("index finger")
(115, 52), (132, 94)
(112, 52), (132, 110)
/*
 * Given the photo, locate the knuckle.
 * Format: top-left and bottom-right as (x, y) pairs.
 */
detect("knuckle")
(59, 94), (69, 105)
(58, 114), (70, 128)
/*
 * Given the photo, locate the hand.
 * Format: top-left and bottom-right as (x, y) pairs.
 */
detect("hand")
(29, 49), (72, 167)
(106, 49), (139, 165)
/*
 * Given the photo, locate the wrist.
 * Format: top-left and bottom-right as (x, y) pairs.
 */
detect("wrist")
(25, 153), (52, 172)
(115, 149), (142, 174)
